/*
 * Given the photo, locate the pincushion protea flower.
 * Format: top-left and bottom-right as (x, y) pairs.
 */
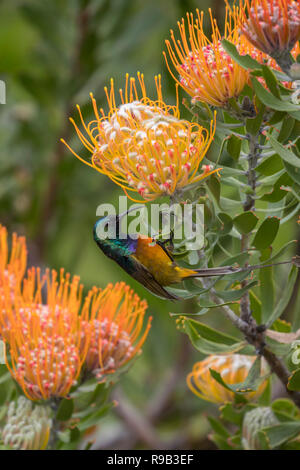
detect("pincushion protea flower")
(81, 282), (151, 380)
(0, 224), (27, 291)
(187, 354), (268, 404)
(164, 6), (257, 107)
(242, 407), (278, 450)
(62, 73), (219, 202)
(240, 0), (300, 58)
(1, 267), (90, 400)
(2, 397), (52, 450)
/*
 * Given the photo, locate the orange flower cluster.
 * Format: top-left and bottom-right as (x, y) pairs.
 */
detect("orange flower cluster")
(164, 6), (257, 107)
(62, 73), (219, 202)
(187, 354), (268, 404)
(81, 282), (150, 380)
(0, 226), (151, 401)
(240, 0), (300, 56)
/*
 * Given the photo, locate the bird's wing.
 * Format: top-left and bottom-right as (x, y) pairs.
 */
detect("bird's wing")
(129, 254), (180, 301)
(154, 240), (175, 262)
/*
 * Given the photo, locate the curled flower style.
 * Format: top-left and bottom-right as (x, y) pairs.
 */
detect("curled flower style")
(62, 73), (219, 202)
(187, 354), (268, 404)
(1, 268), (91, 400)
(1, 396), (52, 450)
(0, 224), (27, 292)
(240, 0), (300, 57)
(164, 6), (256, 107)
(80, 282), (151, 380)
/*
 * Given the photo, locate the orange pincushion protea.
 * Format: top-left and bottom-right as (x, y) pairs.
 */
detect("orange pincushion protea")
(0, 224), (27, 292)
(81, 282), (151, 380)
(164, 6), (257, 107)
(187, 354), (268, 404)
(240, 0), (300, 56)
(2, 268), (90, 400)
(62, 73), (219, 202)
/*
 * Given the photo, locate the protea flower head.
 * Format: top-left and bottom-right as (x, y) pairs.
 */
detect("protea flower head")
(240, 0), (300, 62)
(164, 5), (257, 107)
(1, 396), (52, 450)
(242, 406), (279, 450)
(1, 267), (89, 400)
(80, 282), (151, 380)
(187, 354), (268, 404)
(62, 73), (219, 202)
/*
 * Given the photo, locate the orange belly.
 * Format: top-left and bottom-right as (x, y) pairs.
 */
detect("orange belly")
(134, 237), (183, 285)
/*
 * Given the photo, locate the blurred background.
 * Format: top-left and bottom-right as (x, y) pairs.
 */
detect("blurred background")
(1, 0), (299, 450)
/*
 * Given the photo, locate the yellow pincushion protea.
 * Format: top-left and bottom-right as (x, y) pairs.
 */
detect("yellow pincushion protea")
(240, 0), (300, 56)
(187, 354), (268, 404)
(164, 6), (258, 107)
(80, 282), (151, 380)
(62, 73), (219, 202)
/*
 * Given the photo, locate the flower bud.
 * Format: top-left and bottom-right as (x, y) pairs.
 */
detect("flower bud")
(1, 396), (52, 450)
(242, 406), (278, 450)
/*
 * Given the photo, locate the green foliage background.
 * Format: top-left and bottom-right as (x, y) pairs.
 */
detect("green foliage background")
(1, 0), (299, 449)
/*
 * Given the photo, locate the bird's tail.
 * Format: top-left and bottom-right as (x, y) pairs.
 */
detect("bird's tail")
(181, 256), (300, 279)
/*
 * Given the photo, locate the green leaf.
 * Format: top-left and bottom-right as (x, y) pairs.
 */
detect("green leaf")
(181, 319), (241, 345)
(227, 134), (242, 160)
(209, 434), (233, 450)
(284, 161), (300, 185)
(207, 416), (230, 438)
(259, 248), (274, 323)
(56, 398), (74, 422)
(218, 212), (233, 235)
(222, 39), (263, 71)
(266, 132), (300, 168)
(258, 422), (300, 448)
(262, 65), (280, 98)
(252, 77), (299, 112)
(256, 154), (284, 176)
(77, 403), (113, 431)
(233, 211), (259, 234)
(250, 290), (262, 324)
(252, 217), (280, 250)
(220, 402), (256, 425)
(211, 356), (268, 394)
(177, 318), (245, 355)
(287, 368), (300, 391)
(278, 116), (295, 142)
(266, 265), (298, 327)
(271, 399), (299, 419)
(214, 280), (258, 302)
(206, 174), (220, 203)
(272, 319), (292, 333)
(259, 172), (292, 203)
